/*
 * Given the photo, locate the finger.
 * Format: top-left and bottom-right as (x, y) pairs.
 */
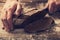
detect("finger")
(6, 4), (17, 31)
(48, 0), (56, 13)
(15, 3), (22, 16)
(1, 11), (9, 30)
(7, 11), (13, 29)
(1, 12), (11, 32)
(1, 19), (9, 30)
(7, 3), (17, 14)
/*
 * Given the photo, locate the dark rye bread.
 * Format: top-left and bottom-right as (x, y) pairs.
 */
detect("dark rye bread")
(24, 17), (54, 33)
(13, 8), (48, 29)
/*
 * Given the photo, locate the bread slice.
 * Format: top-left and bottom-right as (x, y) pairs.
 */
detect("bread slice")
(13, 8), (48, 29)
(24, 17), (54, 33)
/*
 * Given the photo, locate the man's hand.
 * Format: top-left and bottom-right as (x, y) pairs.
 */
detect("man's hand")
(1, 0), (22, 32)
